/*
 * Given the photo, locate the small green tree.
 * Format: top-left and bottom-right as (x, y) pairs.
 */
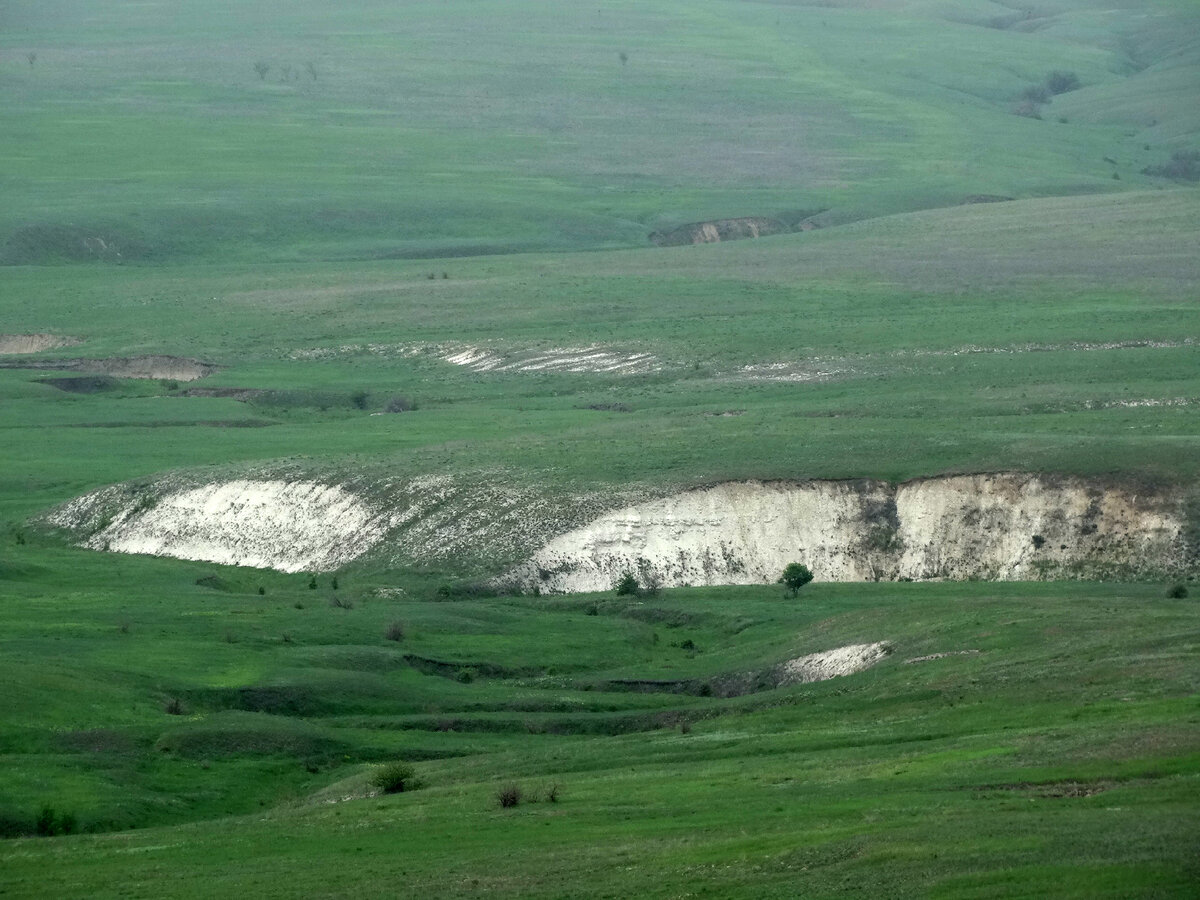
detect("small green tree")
(614, 571), (640, 596)
(779, 562), (813, 597)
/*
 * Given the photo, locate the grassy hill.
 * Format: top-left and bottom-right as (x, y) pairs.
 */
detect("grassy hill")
(2, 0), (1197, 263)
(1, 0), (1198, 895)
(1, 566), (1197, 897)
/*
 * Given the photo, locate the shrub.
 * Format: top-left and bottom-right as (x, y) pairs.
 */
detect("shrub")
(1045, 70), (1080, 94)
(308, 576), (317, 590)
(497, 784), (522, 808)
(1020, 84), (1051, 104)
(1031, 534), (1046, 549)
(638, 565), (663, 597)
(372, 761), (416, 794)
(1142, 150), (1200, 182)
(385, 620), (406, 641)
(34, 807), (74, 837)
(545, 783), (561, 803)
(350, 390), (369, 410)
(35, 807), (55, 836)
(614, 571), (640, 596)
(329, 595), (353, 609)
(779, 562), (814, 596)
(164, 696), (186, 715)
(384, 395), (416, 413)
(1166, 583), (1188, 599)
(1012, 99), (1043, 119)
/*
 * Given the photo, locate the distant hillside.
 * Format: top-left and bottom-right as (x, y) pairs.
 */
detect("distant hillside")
(2, 0), (1197, 263)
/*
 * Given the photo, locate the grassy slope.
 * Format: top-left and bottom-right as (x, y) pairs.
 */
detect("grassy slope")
(1, 190), (1197, 573)
(1, 0), (1197, 262)
(1, 1), (1199, 894)
(0, 563), (1197, 897)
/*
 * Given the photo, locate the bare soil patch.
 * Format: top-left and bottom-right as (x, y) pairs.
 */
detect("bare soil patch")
(651, 217), (790, 247)
(0, 333), (82, 355)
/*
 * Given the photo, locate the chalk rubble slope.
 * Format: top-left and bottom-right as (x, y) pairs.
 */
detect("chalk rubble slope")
(48, 480), (389, 573)
(512, 475), (1185, 592)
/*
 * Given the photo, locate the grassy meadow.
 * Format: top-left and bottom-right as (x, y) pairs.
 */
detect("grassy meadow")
(1, 0), (1199, 895)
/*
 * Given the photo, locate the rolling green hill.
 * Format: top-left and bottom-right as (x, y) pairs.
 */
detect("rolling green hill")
(2, 0), (1197, 263)
(1, 1), (1198, 896)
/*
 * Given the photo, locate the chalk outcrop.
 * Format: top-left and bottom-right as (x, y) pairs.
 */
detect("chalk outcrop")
(512, 475), (1185, 592)
(47, 480), (390, 573)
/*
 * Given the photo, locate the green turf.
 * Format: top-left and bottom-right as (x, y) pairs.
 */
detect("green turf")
(2, 0), (1197, 263)
(2, 1), (1199, 895)
(0, 555), (1197, 896)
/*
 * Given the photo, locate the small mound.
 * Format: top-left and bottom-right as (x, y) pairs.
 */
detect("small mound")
(781, 642), (890, 684)
(49, 479), (392, 573)
(0, 333), (82, 355)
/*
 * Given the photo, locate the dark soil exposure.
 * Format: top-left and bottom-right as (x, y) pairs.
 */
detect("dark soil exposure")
(40, 375), (120, 394)
(1, 355), (218, 381)
(181, 387), (266, 401)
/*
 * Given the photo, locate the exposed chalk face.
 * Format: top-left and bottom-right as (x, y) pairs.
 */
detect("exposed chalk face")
(49, 480), (387, 573)
(780, 642), (890, 684)
(511, 475), (1185, 592)
(439, 345), (660, 374)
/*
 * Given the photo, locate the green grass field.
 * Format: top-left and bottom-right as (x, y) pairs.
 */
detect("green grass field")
(1, 0), (1198, 895)
(1, 564), (1198, 896)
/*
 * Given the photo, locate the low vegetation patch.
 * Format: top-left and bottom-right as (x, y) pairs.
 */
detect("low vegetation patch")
(371, 761), (417, 794)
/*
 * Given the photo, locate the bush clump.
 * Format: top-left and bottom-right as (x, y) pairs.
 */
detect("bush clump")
(1045, 70), (1080, 95)
(1143, 150), (1200, 182)
(35, 806), (76, 837)
(384, 620), (406, 641)
(614, 571), (640, 596)
(497, 783), (522, 808)
(384, 395), (416, 413)
(1166, 583), (1188, 599)
(372, 761), (416, 794)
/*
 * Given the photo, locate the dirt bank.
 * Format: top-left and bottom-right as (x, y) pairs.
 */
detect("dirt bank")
(0, 333), (82, 354)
